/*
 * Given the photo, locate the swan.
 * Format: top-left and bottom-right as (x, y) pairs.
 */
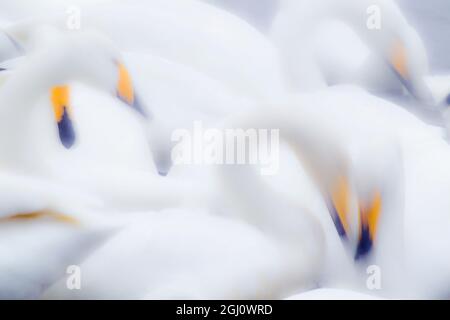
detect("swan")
(38, 87), (406, 299)
(40, 87), (407, 300)
(0, 172), (117, 299)
(173, 86), (449, 298)
(271, 0), (436, 105)
(0, 28), (148, 154)
(258, 88), (450, 298)
(42, 84), (450, 299)
(1, 0), (287, 101)
(0, 30), (203, 211)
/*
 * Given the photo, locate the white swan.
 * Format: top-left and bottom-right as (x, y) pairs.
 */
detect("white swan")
(164, 86), (449, 298)
(271, 0), (435, 104)
(0, 30), (203, 211)
(2, 0), (287, 102)
(0, 172), (117, 299)
(286, 288), (383, 300)
(42, 205), (324, 299)
(38, 88), (406, 300)
(42, 84), (450, 299)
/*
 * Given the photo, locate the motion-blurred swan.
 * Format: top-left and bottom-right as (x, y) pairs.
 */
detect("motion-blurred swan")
(43, 84), (450, 299)
(286, 288), (382, 300)
(0, 172), (115, 299)
(0, 28), (147, 153)
(43, 204), (324, 299)
(41, 87), (406, 299)
(265, 88), (450, 298)
(0, 30), (201, 211)
(2, 0), (287, 101)
(271, 0), (435, 104)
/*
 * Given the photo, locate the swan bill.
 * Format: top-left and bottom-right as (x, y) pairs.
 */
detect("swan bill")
(327, 176), (351, 238)
(390, 41), (409, 80)
(116, 63), (148, 118)
(50, 85), (76, 149)
(388, 40), (421, 100)
(0, 210), (80, 225)
(355, 191), (382, 260)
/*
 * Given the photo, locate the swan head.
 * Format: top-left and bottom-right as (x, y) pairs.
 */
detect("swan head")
(0, 208), (118, 298)
(0, 30), (23, 63)
(382, 39), (432, 104)
(328, 168), (387, 263)
(12, 29), (149, 149)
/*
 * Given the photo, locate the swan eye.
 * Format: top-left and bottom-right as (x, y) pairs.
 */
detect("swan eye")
(0, 210), (79, 225)
(355, 191), (382, 260)
(389, 41), (409, 80)
(328, 176), (351, 237)
(116, 63), (148, 118)
(50, 85), (75, 149)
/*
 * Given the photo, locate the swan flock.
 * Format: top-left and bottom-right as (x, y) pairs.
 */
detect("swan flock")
(0, 0), (449, 300)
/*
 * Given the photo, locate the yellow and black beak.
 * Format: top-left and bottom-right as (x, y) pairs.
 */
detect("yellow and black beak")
(355, 191), (382, 260)
(116, 63), (148, 118)
(387, 40), (431, 102)
(327, 176), (351, 238)
(50, 85), (76, 149)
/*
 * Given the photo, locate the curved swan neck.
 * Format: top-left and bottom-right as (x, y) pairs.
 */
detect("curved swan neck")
(217, 109), (338, 245)
(217, 160), (325, 253)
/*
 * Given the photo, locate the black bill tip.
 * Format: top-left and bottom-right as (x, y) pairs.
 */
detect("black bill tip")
(58, 107), (75, 149)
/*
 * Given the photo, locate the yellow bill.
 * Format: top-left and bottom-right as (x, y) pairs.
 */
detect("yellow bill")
(355, 191), (382, 260)
(390, 41), (409, 80)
